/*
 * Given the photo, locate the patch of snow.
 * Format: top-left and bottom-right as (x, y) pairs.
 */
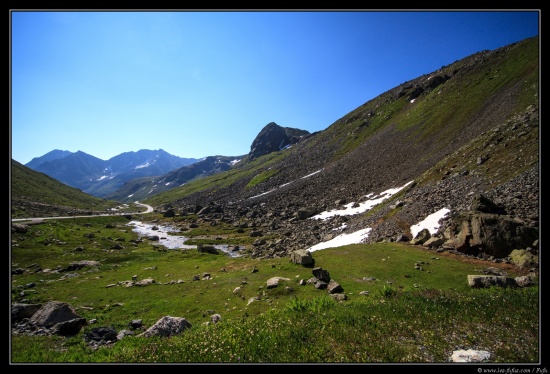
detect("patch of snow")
(410, 207), (450, 238)
(309, 228), (371, 252)
(249, 170), (323, 199)
(301, 169), (323, 179)
(306, 182), (451, 251)
(311, 181), (413, 220)
(135, 159), (157, 169)
(249, 189), (277, 199)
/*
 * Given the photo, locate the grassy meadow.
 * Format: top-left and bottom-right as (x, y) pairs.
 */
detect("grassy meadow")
(10, 214), (539, 363)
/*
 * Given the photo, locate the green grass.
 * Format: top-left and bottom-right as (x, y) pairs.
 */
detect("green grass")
(142, 151), (290, 207)
(246, 168), (279, 189)
(10, 215), (539, 363)
(315, 36), (538, 166)
(11, 159), (133, 218)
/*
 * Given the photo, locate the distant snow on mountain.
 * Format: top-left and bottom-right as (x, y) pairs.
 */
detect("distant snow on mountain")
(25, 149), (199, 198)
(135, 159), (156, 169)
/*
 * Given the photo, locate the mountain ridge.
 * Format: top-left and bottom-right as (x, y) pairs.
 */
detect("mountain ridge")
(24, 122), (311, 203)
(11, 35), (539, 262)
(141, 35), (539, 260)
(25, 149), (199, 198)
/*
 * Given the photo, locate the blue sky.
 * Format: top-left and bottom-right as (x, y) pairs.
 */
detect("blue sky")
(10, 10), (539, 165)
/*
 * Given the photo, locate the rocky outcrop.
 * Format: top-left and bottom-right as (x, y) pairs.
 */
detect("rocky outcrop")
(11, 301), (87, 337)
(466, 274), (538, 288)
(249, 122), (310, 160)
(443, 211), (538, 258)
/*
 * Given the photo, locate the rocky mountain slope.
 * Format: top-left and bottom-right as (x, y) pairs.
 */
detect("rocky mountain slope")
(106, 122), (311, 202)
(104, 155), (245, 202)
(145, 36), (539, 261)
(12, 36), (539, 264)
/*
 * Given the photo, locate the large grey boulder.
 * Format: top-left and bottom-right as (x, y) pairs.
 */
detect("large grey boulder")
(467, 275), (513, 288)
(138, 316), (192, 337)
(444, 212), (538, 258)
(290, 249), (314, 267)
(12, 301), (88, 336)
(312, 267), (331, 283)
(327, 279), (344, 294)
(30, 301), (83, 328)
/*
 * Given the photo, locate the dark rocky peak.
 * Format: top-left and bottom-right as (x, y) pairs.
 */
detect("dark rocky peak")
(249, 122), (309, 160)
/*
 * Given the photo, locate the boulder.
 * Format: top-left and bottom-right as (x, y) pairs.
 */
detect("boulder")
(290, 249), (314, 267)
(444, 212), (538, 258)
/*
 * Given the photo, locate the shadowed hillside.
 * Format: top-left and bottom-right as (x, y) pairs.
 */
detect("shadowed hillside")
(11, 159), (140, 218)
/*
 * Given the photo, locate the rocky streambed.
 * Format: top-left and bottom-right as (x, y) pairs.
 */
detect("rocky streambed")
(127, 220), (242, 257)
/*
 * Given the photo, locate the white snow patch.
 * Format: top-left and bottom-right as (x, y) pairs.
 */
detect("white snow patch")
(135, 159), (157, 169)
(305, 181), (451, 252)
(410, 207), (450, 238)
(249, 189), (277, 199)
(301, 169), (322, 179)
(249, 169), (323, 199)
(311, 181), (413, 220)
(309, 228), (371, 252)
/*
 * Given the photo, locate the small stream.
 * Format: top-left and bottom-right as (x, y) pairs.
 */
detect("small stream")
(127, 221), (242, 257)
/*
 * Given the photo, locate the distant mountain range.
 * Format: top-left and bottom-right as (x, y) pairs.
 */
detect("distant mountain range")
(25, 149), (199, 198)
(23, 122), (310, 202)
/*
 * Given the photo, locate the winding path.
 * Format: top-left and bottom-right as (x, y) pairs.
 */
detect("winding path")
(11, 202), (154, 223)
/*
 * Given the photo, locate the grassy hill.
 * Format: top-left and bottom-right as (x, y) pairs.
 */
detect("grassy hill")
(11, 159), (144, 218)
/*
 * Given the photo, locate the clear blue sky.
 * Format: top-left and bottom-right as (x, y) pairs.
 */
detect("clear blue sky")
(10, 10), (540, 165)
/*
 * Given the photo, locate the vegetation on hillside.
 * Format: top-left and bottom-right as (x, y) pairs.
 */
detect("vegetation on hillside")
(11, 159), (145, 218)
(10, 215), (538, 363)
